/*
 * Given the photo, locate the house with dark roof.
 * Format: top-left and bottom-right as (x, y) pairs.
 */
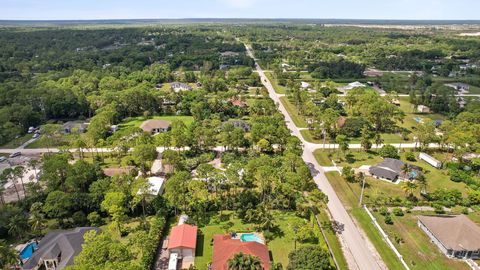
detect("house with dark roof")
(167, 224), (198, 269)
(418, 215), (480, 259)
(212, 234), (270, 270)
(223, 120), (251, 132)
(369, 158), (421, 182)
(23, 227), (99, 270)
(62, 121), (87, 134)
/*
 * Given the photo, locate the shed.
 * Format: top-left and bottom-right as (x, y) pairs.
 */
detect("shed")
(419, 152), (442, 168)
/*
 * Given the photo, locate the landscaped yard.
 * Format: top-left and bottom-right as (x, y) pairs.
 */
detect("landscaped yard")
(119, 115), (194, 129)
(194, 211), (332, 270)
(314, 149), (384, 167)
(279, 97), (308, 128)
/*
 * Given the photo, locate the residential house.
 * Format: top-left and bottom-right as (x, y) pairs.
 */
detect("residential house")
(22, 227), (100, 270)
(167, 224), (198, 269)
(211, 234), (270, 270)
(140, 120), (171, 134)
(300, 81), (310, 89)
(223, 120), (251, 132)
(338, 81), (366, 92)
(369, 158), (421, 182)
(418, 215), (480, 259)
(417, 105), (431, 113)
(445, 82), (470, 93)
(228, 97), (248, 108)
(364, 68), (384, 77)
(62, 121), (87, 134)
(171, 82), (192, 92)
(102, 166), (135, 177)
(142, 176), (166, 195)
(419, 152), (442, 168)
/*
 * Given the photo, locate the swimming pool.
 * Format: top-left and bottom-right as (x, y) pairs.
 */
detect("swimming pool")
(240, 233), (263, 244)
(414, 117), (423, 123)
(20, 242), (37, 260)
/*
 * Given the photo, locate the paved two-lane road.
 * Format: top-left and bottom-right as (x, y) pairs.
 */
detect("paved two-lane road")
(245, 44), (386, 270)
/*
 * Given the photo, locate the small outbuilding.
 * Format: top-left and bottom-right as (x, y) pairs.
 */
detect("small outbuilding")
(168, 224), (198, 269)
(62, 121), (87, 134)
(417, 105), (431, 113)
(171, 82), (192, 92)
(419, 152), (442, 168)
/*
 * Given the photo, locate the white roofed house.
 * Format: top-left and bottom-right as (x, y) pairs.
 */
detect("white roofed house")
(140, 119), (171, 134)
(300, 81), (310, 89)
(337, 81), (366, 93)
(417, 105), (431, 113)
(171, 82), (193, 93)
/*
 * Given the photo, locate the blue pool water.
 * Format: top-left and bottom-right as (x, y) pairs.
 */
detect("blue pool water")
(414, 117), (423, 123)
(240, 233), (263, 243)
(20, 242), (37, 260)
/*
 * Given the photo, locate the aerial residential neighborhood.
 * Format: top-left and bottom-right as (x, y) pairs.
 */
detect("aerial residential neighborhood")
(1, 1), (480, 270)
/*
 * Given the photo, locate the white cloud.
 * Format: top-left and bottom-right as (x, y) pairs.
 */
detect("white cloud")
(222, 0), (257, 8)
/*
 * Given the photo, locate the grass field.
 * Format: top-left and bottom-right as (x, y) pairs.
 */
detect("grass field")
(0, 134), (33, 149)
(26, 134), (73, 149)
(119, 115), (194, 129)
(324, 171), (474, 270)
(194, 211), (331, 270)
(279, 97), (308, 128)
(316, 210), (349, 270)
(264, 71), (287, 94)
(373, 213), (470, 270)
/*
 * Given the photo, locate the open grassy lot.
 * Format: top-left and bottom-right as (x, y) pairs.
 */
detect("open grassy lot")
(0, 133), (33, 149)
(195, 211), (331, 270)
(264, 71), (287, 94)
(314, 149), (384, 168)
(119, 115), (194, 129)
(279, 97), (308, 128)
(25, 134), (73, 149)
(373, 212), (470, 270)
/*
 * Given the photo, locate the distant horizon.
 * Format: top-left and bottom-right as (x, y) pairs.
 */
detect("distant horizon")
(2, 0), (480, 21)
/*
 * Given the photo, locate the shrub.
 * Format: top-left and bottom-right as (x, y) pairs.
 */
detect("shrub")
(379, 206), (389, 216)
(378, 144), (399, 159)
(384, 214), (394, 225)
(405, 152), (416, 162)
(392, 208), (404, 216)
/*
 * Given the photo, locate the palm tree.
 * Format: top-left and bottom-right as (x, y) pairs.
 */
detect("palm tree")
(227, 252), (263, 270)
(1, 169), (20, 201)
(374, 133), (384, 149)
(28, 159), (39, 180)
(417, 174), (428, 194)
(13, 166), (25, 196)
(8, 214), (29, 240)
(401, 181), (418, 197)
(0, 240), (19, 269)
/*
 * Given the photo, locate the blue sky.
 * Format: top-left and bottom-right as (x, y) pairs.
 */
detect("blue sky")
(1, 0), (479, 20)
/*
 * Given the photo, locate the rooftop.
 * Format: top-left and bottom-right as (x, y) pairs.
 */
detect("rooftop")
(168, 224), (198, 250)
(418, 215), (480, 251)
(212, 234), (270, 270)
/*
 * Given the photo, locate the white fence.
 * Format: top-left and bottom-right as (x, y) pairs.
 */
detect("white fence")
(363, 205), (411, 270)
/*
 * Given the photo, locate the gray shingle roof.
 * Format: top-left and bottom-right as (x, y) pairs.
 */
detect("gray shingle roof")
(23, 227), (100, 270)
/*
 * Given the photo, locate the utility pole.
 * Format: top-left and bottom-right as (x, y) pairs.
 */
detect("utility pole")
(358, 172), (366, 207)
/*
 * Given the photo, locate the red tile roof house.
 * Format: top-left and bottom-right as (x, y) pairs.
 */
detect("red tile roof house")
(167, 224), (198, 269)
(212, 235), (270, 270)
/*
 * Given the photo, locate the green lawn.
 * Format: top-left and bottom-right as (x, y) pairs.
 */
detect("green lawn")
(279, 97), (308, 128)
(25, 134), (73, 149)
(316, 210), (349, 270)
(324, 172), (405, 269)
(264, 71), (287, 94)
(301, 129), (411, 145)
(0, 133), (33, 149)
(324, 170), (474, 270)
(119, 115), (194, 129)
(373, 213), (470, 270)
(314, 149), (384, 168)
(195, 211), (332, 270)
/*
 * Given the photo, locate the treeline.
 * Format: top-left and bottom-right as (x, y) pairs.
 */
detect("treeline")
(308, 60), (365, 79)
